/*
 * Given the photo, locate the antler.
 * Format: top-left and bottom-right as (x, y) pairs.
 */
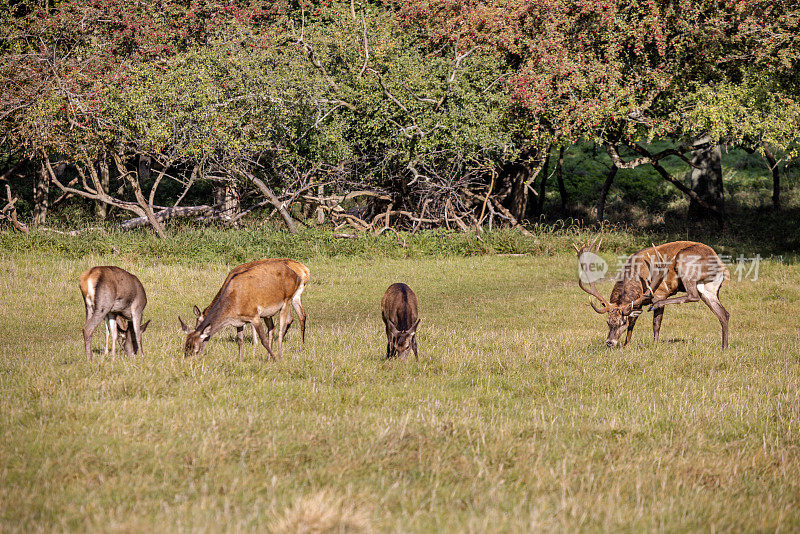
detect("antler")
(650, 243), (665, 264)
(573, 236), (611, 314)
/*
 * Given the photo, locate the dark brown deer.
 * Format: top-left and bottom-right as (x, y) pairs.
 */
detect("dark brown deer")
(182, 259), (309, 356)
(79, 266), (149, 361)
(575, 239), (730, 348)
(180, 260), (301, 361)
(381, 283), (420, 360)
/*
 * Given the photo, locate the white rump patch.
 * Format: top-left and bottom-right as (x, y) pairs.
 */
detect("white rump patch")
(697, 272), (724, 301)
(292, 282), (305, 306)
(85, 278), (97, 310)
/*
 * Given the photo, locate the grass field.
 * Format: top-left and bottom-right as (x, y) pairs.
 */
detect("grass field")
(1, 234), (800, 532)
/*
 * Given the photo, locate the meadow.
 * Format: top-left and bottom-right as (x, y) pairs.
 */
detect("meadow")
(1, 229), (799, 532)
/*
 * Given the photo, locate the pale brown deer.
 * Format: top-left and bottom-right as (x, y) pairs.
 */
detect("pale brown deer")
(79, 266), (150, 361)
(181, 260), (301, 360)
(181, 258), (309, 357)
(575, 239), (730, 348)
(381, 283), (420, 360)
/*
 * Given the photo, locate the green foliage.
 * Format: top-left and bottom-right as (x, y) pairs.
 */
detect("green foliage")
(399, 0), (800, 150)
(2, 0), (799, 232)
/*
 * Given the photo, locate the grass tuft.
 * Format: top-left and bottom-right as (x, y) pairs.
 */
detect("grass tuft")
(269, 491), (372, 534)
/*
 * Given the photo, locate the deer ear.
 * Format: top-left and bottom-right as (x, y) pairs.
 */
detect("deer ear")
(410, 318), (420, 334)
(115, 316), (128, 331)
(193, 305), (201, 318)
(179, 316), (193, 334)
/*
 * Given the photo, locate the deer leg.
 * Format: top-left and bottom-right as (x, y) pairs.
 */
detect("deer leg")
(292, 297), (307, 343)
(83, 309), (108, 362)
(104, 319), (111, 356)
(623, 315), (638, 346)
(649, 281), (701, 310)
(251, 323), (258, 360)
(263, 317), (275, 357)
(130, 312), (145, 357)
(236, 326), (244, 362)
(652, 307), (665, 344)
(385, 325), (393, 359)
(698, 283), (730, 349)
(253, 320), (275, 361)
(277, 301), (292, 360)
(282, 311), (294, 340)
(107, 314), (119, 357)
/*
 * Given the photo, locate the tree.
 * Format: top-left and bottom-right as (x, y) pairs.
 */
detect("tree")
(399, 0), (800, 217)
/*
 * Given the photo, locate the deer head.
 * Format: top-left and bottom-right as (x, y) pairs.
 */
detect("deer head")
(116, 317), (150, 356)
(386, 318), (420, 359)
(574, 237), (655, 348)
(179, 314), (211, 357)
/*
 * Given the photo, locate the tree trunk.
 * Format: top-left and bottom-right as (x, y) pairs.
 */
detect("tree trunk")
(138, 155), (152, 184)
(238, 169), (297, 234)
(96, 157), (111, 219)
(503, 147), (536, 222)
(688, 144), (724, 220)
(596, 165), (618, 223)
(315, 184), (326, 224)
(33, 160), (50, 225)
(762, 146), (781, 210)
(532, 150), (552, 218)
(555, 146), (567, 212)
(213, 179), (241, 223)
(111, 152), (167, 238)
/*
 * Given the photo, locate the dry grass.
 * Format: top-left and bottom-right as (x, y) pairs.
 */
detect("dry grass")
(1, 248), (799, 532)
(269, 490), (371, 534)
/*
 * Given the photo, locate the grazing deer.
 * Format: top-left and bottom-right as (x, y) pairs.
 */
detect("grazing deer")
(181, 259), (309, 357)
(79, 266), (149, 361)
(180, 260), (301, 360)
(575, 238), (730, 348)
(381, 283), (420, 360)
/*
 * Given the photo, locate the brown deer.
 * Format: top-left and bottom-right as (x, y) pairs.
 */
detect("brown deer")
(181, 258), (309, 357)
(575, 239), (730, 349)
(79, 266), (150, 361)
(181, 260), (301, 361)
(381, 283), (420, 360)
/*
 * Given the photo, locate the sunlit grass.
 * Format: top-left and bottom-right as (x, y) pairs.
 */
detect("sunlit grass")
(1, 247), (799, 531)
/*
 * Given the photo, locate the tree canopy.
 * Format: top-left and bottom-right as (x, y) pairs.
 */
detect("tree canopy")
(1, 0), (798, 234)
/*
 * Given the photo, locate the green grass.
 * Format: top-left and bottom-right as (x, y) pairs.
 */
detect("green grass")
(1, 232), (800, 532)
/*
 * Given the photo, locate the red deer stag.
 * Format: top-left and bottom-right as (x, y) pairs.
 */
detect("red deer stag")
(182, 259), (309, 355)
(381, 283), (420, 360)
(79, 266), (149, 361)
(575, 239), (730, 348)
(181, 261), (301, 361)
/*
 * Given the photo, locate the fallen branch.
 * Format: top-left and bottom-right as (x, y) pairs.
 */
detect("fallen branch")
(1, 184), (29, 234)
(119, 205), (213, 230)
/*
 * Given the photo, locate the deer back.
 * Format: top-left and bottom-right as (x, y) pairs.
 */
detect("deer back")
(79, 266), (146, 316)
(621, 241), (727, 302)
(196, 261), (301, 332)
(194, 258), (309, 325)
(381, 283), (419, 331)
